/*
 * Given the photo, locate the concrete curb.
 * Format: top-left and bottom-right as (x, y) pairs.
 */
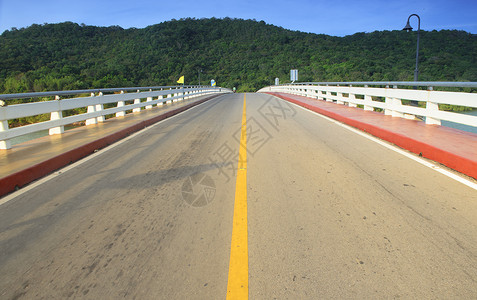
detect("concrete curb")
(0, 95), (221, 197)
(268, 92), (477, 180)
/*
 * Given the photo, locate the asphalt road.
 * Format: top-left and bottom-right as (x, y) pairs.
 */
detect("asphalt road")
(1, 93), (476, 299)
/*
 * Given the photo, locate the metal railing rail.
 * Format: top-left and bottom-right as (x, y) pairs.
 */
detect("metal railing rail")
(0, 85), (206, 101)
(0, 85), (230, 149)
(288, 81), (477, 88)
(258, 81), (477, 129)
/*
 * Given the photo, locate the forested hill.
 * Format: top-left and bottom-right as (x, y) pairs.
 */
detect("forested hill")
(0, 18), (476, 93)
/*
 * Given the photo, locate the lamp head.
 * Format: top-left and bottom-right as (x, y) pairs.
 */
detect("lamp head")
(402, 20), (413, 32)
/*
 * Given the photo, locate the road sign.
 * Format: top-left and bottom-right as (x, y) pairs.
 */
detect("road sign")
(290, 69), (298, 82)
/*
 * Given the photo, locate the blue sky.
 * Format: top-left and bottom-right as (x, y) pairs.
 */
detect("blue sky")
(0, 0), (476, 36)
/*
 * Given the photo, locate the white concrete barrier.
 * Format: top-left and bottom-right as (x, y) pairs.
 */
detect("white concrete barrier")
(259, 82), (477, 128)
(0, 86), (230, 149)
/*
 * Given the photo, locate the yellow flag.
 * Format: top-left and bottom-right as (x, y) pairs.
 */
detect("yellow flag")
(177, 75), (184, 84)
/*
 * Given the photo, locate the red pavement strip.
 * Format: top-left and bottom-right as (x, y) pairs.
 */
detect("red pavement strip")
(268, 92), (477, 180)
(0, 95), (220, 197)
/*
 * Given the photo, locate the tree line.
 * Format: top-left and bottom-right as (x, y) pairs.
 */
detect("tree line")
(0, 18), (475, 96)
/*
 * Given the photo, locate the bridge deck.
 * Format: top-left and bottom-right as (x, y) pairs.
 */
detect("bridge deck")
(1, 93), (476, 299)
(268, 92), (477, 180)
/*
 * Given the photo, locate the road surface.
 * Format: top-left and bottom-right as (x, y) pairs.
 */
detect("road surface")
(1, 93), (476, 299)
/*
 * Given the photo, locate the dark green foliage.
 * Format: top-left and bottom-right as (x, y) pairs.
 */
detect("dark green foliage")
(0, 18), (476, 95)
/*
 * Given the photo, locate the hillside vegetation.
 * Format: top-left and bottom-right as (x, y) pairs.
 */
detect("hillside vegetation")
(1, 18), (476, 94)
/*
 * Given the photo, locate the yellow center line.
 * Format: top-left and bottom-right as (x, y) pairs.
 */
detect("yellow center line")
(226, 94), (248, 299)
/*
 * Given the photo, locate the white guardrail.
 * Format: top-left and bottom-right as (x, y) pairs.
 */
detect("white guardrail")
(0, 85), (230, 149)
(259, 81), (477, 128)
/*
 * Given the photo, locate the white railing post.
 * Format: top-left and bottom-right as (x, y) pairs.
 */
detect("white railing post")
(310, 87), (318, 99)
(348, 85), (357, 107)
(315, 87), (321, 100)
(174, 87), (179, 100)
(348, 94), (357, 107)
(146, 96), (153, 109)
(146, 89), (153, 110)
(86, 93), (97, 126)
(337, 92), (344, 105)
(167, 88), (173, 104)
(364, 96), (373, 111)
(384, 85), (393, 116)
(391, 85), (404, 118)
(96, 92), (105, 122)
(363, 85), (373, 111)
(145, 89), (153, 109)
(133, 90), (141, 113)
(49, 95), (64, 135)
(157, 94), (164, 106)
(325, 86), (333, 102)
(307, 89), (314, 98)
(0, 119), (11, 150)
(425, 87), (441, 125)
(116, 90), (126, 117)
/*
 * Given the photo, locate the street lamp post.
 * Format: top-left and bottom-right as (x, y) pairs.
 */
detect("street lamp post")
(402, 14), (421, 82)
(403, 14), (421, 107)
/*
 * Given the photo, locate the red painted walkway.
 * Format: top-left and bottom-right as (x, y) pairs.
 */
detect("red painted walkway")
(267, 92), (477, 180)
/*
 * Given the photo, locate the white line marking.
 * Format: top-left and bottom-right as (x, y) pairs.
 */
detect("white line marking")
(287, 100), (477, 191)
(0, 96), (224, 206)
